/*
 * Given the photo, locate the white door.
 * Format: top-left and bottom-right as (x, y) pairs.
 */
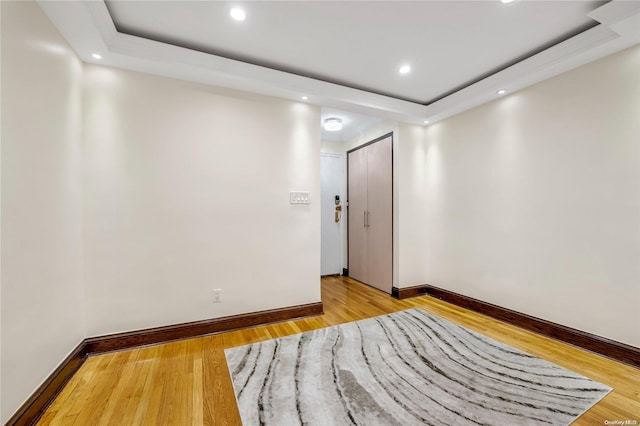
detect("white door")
(320, 154), (343, 276)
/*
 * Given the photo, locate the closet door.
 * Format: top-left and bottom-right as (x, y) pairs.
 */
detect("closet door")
(348, 134), (393, 294)
(366, 136), (393, 293)
(348, 147), (368, 283)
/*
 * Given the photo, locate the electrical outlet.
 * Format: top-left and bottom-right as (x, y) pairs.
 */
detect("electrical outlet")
(213, 289), (222, 303)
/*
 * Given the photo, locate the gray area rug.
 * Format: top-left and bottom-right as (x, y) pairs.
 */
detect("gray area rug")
(225, 308), (611, 425)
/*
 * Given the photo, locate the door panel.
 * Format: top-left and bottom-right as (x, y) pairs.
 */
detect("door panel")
(366, 136), (393, 293)
(348, 148), (368, 283)
(320, 154), (343, 275)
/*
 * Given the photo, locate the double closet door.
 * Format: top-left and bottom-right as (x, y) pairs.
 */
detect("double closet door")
(348, 135), (393, 294)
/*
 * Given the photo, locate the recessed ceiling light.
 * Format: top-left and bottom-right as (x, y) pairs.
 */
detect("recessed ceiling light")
(301, 96), (308, 100)
(399, 64), (411, 74)
(324, 118), (343, 132)
(501, 0), (514, 3)
(230, 8), (246, 21)
(497, 89), (507, 95)
(92, 53), (102, 60)
(424, 120), (430, 124)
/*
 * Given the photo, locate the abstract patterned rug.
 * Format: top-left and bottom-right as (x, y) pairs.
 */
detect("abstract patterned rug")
(225, 309), (611, 425)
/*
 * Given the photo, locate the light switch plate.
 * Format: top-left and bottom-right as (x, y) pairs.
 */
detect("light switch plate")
(290, 191), (310, 204)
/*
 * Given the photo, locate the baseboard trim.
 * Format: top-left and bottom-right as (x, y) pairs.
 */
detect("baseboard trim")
(85, 302), (324, 354)
(392, 284), (428, 299)
(394, 284), (640, 369)
(5, 342), (89, 426)
(6, 301), (323, 425)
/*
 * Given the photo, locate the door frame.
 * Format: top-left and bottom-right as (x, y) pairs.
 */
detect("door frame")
(346, 131), (394, 288)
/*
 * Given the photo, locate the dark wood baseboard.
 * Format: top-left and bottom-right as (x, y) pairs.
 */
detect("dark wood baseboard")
(392, 284), (429, 299)
(394, 283), (640, 369)
(85, 302), (324, 354)
(7, 302), (323, 425)
(5, 342), (89, 426)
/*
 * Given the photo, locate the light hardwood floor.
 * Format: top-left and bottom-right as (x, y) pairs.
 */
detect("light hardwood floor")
(39, 276), (640, 425)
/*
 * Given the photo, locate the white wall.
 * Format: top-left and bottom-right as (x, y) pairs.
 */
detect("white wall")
(1, 2), (636, 419)
(0, 2), (4, 418)
(0, 4), (320, 415)
(398, 46), (640, 347)
(397, 122), (427, 289)
(320, 140), (345, 155)
(83, 65), (321, 336)
(0, 2), (85, 422)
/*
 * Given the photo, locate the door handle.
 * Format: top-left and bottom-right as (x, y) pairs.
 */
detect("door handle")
(367, 210), (370, 228)
(364, 210), (367, 228)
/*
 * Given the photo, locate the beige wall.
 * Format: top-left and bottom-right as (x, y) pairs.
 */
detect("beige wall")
(1, 1), (4, 417)
(2, 1), (638, 420)
(1, 2), (85, 421)
(82, 65), (321, 336)
(320, 140), (344, 155)
(1, 3), (321, 418)
(397, 46), (640, 347)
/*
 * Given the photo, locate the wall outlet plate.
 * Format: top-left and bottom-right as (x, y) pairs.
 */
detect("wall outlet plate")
(213, 289), (221, 303)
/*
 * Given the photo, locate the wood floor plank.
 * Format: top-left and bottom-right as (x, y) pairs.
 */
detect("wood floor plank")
(38, 276), (640, 425)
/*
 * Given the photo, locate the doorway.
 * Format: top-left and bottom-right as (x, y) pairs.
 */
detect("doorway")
(320, 153), (344, 276)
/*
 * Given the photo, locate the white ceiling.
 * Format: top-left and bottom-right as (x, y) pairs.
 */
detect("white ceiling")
(38, 0), (640, 136)
(321, 108), (384, 143)
(105, 0), (602, 104)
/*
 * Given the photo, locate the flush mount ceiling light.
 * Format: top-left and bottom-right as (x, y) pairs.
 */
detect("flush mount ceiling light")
(399, 64), (412, 74)
(92, 53), (102, 60)
(424, 120), (430, 124)
(301, 96), (308, 100)
(497, 89), (507, 95)
(501, 0), (514, 3)
(230, 8), (246, 21)
(324, 118), (343, 132)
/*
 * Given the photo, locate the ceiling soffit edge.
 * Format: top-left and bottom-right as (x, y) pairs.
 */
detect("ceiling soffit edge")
(37, 0), (640, 126)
